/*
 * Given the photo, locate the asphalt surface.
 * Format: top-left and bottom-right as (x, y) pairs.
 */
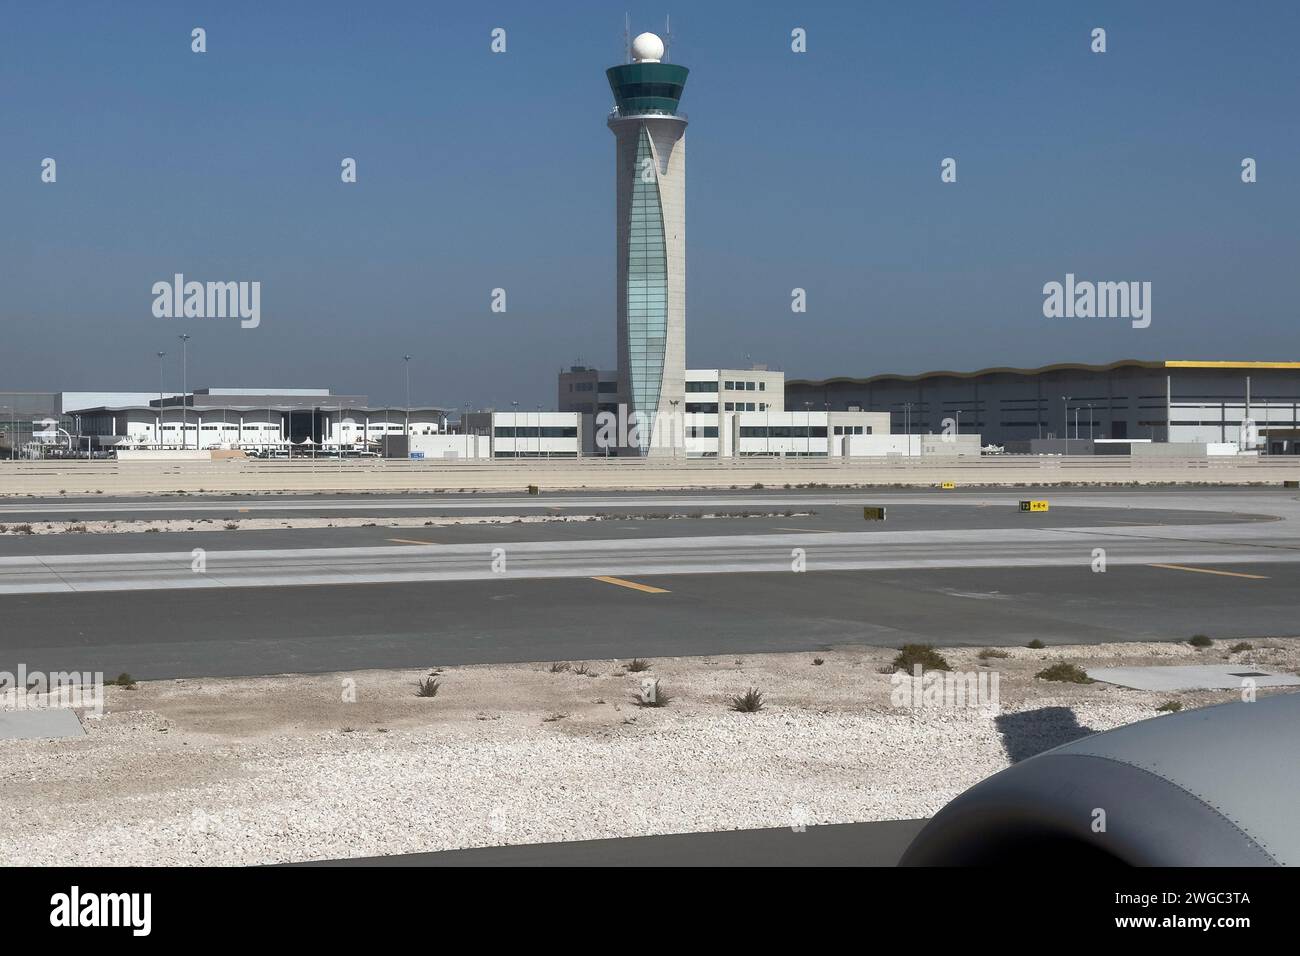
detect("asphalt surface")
(1, 488), (1296, 679)
(300, 819), (929, 867)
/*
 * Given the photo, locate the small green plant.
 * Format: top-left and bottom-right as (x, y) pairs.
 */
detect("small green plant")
(625, 658), (652, 673)
(1025, 639), (1046, 649)
(730, 688), (765, 713)
(978, 648), (1010, 660)
(1229, 642), (1253, 653)
(14, 524), (33, 535)
(891, 644), (951, 673)
(1156, 700), (1183, 713)
(414, 676), (441, 698)
(571, 662), (595, 676)
(224, 522), (239, 530)
(548, 662), (571, 673)
(1035, 663), (1094, 684)
(109, 673), (137, 689)
(1188, 634), (1213, 648)
(812, 657), (825, 666)
(67, 523), (88, 533)
(634, 680), (672, 708)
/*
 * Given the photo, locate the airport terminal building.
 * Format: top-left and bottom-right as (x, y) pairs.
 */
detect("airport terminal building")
(786, 360), (1300, 451)
(67, 388), (448, 452)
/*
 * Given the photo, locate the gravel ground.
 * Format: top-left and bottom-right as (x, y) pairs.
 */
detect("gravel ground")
(2, 638), (1296, 865)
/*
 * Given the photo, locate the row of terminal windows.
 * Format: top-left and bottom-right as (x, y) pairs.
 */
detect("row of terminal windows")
(833, 425), (870, 435)
(494, 427), (579, 438)
(740, 426), (829, 438)
(684, 402), (772, 413)
(724, 380), (766, 392)
(686, 426), (719, 438)
(685, 381), (716, 393)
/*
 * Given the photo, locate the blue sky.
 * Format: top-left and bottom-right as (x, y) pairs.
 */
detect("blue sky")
(2, 1), (1297, 408)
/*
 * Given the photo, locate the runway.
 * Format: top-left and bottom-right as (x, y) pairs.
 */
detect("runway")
(0, 521), (1297, 595)
(1, 487), (1296, 678)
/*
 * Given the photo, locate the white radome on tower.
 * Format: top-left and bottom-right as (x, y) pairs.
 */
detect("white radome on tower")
(631, 32), (664, 63)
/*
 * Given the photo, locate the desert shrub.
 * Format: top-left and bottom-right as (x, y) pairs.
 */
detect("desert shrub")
(891, 644), (951, 673)
(730, 688), (765, 713)
(1035, 663), (1093, 684)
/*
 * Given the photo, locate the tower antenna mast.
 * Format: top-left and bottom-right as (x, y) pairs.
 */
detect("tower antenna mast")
(624, 13), (631, 63)
(664, 14), (672, 62)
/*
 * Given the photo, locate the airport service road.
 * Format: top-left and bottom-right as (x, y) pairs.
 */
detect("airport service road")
(0, 488), (1297, 678)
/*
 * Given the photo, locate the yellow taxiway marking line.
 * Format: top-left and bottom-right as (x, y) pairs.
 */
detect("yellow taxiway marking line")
(387, 537), (438, 546)
(591, 575), (670, 594)
(238, 508), (250, 513)
(1149, 564), (1268, 580)
(773, 527), (833, 533)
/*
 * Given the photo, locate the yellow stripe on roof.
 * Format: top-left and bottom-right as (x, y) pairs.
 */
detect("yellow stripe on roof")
(1164, 361), (1300, 369)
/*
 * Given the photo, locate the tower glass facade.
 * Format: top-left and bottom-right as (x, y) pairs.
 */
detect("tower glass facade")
(626, 127), (668, 451)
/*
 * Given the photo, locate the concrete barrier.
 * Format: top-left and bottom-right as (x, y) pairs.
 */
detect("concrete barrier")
(2, 455), (1299, 496)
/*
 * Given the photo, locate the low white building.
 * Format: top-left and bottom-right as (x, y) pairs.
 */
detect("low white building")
(490, 411), (581, 458)
(843, 433), (983, 457)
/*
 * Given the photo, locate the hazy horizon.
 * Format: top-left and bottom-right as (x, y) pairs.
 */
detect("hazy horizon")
(4, 0), (1298, 408)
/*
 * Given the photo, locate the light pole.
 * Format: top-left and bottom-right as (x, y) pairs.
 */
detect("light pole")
(403, 355), (412, 452)
(511, 401), (519, 459)
(156, 351), (166, 448)
(1061, 395), (1070, 444)
(1087, 403), (1094, 440)
(669, 398), (680, 460)
(178, 334), (191, 450)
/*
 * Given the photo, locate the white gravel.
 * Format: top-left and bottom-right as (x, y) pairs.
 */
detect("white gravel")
(2, 639), (1295, 865)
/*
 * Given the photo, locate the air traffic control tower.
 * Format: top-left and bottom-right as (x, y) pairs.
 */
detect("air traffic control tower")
(607, 32), (688, 456)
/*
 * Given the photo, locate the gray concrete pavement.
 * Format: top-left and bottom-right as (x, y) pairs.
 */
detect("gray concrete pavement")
(1, 562), (1293, 679)
(1, 487), (1296, 679)
(0, 516), (1297, 595)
